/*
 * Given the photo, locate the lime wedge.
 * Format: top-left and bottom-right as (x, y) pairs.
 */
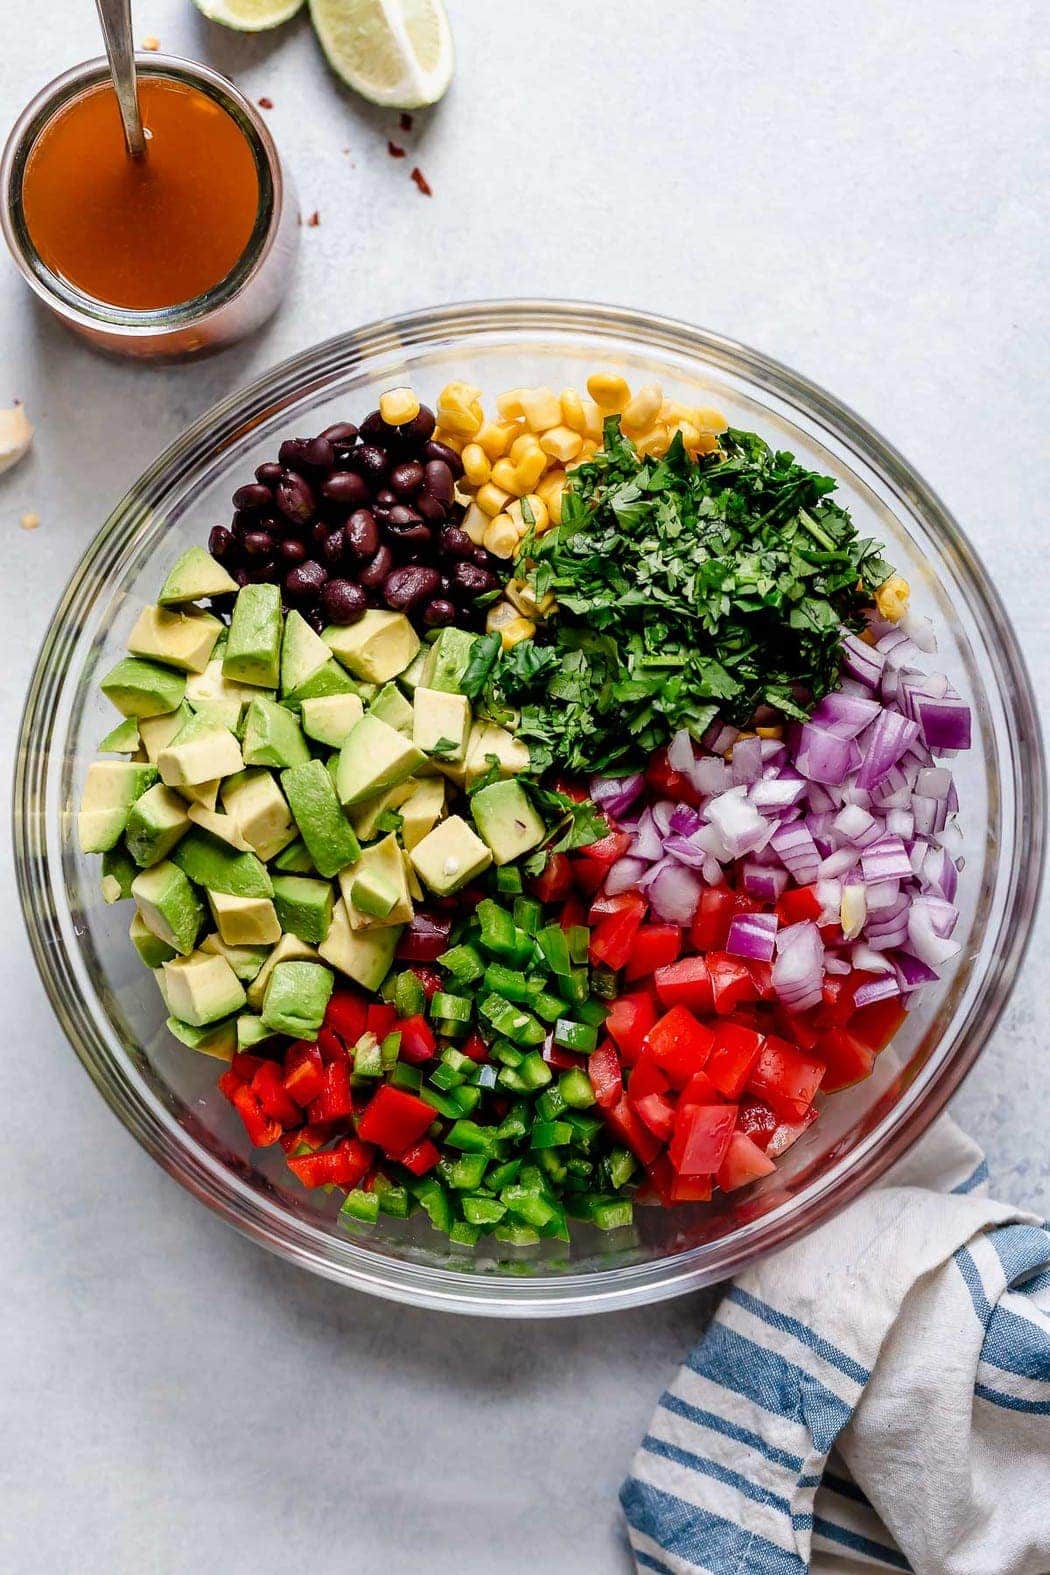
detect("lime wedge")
(193, 0), (304, 30)
(309, 0), (454, 109)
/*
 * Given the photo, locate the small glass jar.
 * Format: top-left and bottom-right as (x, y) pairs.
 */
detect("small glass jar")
(1, 54), (299, 360)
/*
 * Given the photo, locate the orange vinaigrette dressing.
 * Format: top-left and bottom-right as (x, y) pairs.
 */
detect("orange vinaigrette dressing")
(21, 76), (261, 311)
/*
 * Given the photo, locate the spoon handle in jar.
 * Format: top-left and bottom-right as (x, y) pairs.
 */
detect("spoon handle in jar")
(94, 0), (147, 160)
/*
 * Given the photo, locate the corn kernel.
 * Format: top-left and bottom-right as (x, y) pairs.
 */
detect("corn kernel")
(538, 425), (583, 463)
(476, 420), (518, 461)
(514, 448), (547, 492)
(483, 514), (522, 559)
(693, 431), (721, 455)
(509, 432), (543, 465)
(486, 599), (520, 631)
(694, 405), (728, 434)
(875, 575), (911, 622)
(496, 387), (528, 420)
(505, 577), (556, 619)
(490, 457), (524, 495)
(660, 399), (694, 426)
(462, 502), (490, 544)
(582, 400), (604, 440)
(520, 386), (562, 432)
(560, 388), (586, 433)
(507, 494), (549, 535)
(498, 616), (536, 650)
(475, 481), (512, 517)
(378, 386), (420, 425)
(675, 421), (702, 452)
(432, 426), (465, 453)
(621, 384), (663, 435)
(438, 379), (482, 412)
(460, 443), (491, 486)
(435, 404), (481, 439)
(756, 725), (783, 740)
(536, 469), (567, 526)
(587, 372), (630, 411)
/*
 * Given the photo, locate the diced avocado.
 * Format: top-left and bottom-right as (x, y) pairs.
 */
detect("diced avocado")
(223, 583), (283, 688)
(246, 932), (318, 1010)
(280, 610), (333, 699)
(125, 783), (191, 867)
(101, 657), (186, 719)
(412, 686), (471, 761)
(157, 712), (244, 788)
(126, 603), (223, 675)
(131, 860), (204, 956)
(336, 713), (424, 807)
(281, 759), (361, 878)
(403, 855), (424, 904)
(260, 960), (334, 1038)
(339, 834), (413, 930)
(171, 828), (273, 898)
(207, 890), (282, 946)
(185, 659), (258, 734)
(348, 778), (418, 840)
(272, 837), (317, 875)
(409, 815), (492, 895)
(271, 874), (334, 944)
(78, 760), (159, 852)
(241, 695), (310, 768)
(471, 780), (546, 866)
(350, 870), (397, 920)
(99, 717), (141, 754)
(301, 692), (364, 749)
(199, 931), (271, 982)
(324, 609), (420, 684)
(368, 682), (415, 736)
(318, 898), (402, 991)
(102, 843), (138, 902)
(163, 950), (247, 1027)
(399, 777), (446, 851)
(397, 647), (430, 696)
(422, 626), (478, 693)
(185, 804), (252, 851)
(158, 545), (238, 606)
(221, 769), (295, 861)
(289, 659), (360, 706)
(236, 1015), (281, 1050)
(139, 701), (193, 762)
(130, 910), (177, 967)
(175, 778), (220, 811)
(463, 722), (531, 787)
(166, 1013), (237, 1062)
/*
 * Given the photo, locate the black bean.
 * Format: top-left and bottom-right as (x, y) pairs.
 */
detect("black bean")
(423, 459), (454, 504)
(423, 439), (463, 478)
(321, 470), (371, 508)
(386, 519), (432, 545)
(422, 597), (457, 628)
(310, 521), (331, 546)
(415, 492), (448, 524)
(389, 460), (425, 497)
(359, 544), (394, 587)
(321, 528), (346, 566)
(346, 509), (379, 558)
(319, 421), (358, 447)
(304, 606), (327, 634)
(375, 487), (397, 508)
(383, 565), (441, 610)
(278, 438), (313, 470)
(322, 579), (368, 624)
(354, 444), (388, 482)
(389, 503), (422, 527)
(439, 526), (474, 559)
(232, 482), (273, 513)
(471, 546), (491, 567)
(231, 509), (255, 539)
(255, 461), (284, 486)
(438, 574), (452, 595)
(275, 470), (316, 526)
(233, 567), (249, 587)
(452, 561), (497, 596)
(284, 560), (328, 602)
(301, 436), (335, 471)
(280, 538), (308, 565)
(359, 410), (385, 441)
(209, 525), (233, 562)
(242, 529), (275, 558)
(406, 406), (436, 445)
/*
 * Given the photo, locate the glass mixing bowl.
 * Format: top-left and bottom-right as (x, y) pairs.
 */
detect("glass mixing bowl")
(14, 301), (1045, 1315)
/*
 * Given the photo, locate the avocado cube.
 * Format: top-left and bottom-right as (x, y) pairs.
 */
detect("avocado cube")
(397, 647), (430, 696)
(271, 875), (334, 944)
(241, 695), (311, 768)
(185, 659), (258, 734)
(335, 713), (424, 807)
(463, 722), (531, 787)
(281, 759), (361, 878)
(224, 583), (283, 688)
(260, 960), (334, 1038)
(292, 660), (361, 706)
(165, 1013), (237, 1062)
(324, 609), (420, 684)
(185, 804), (252, 851)
(138, 702), (194, 762)
(318, 899), (402, 992)
(125, 783), (191, 867)
(101, 843), (138, 903)
(368, 682), (415, 736)
(279, 609), (333, 699)
(221, 769), (296, 861)
(175, 779), (221, 811)
(131, 860), (204, 956)
(421, 627), (479, 694)
(246, 932), (318, 1010)
(349, 871), (397, 920)
(301, 692), (364, 749)
(127, 603), (223, 675)
(199, 932), (271, 982)
(409, 815), (492, 896)
(157, 712), (244, 788)
(163, 951), (247, 1027)
(171, 828), (273, 898)
(208, 890), (282, 947)
(101, 657), (186, 719)
(471, 780), (546, 866)
(78, 760), (159, 852)
(272, 838), (317, 875)
(348, 778), (419, 841)
(98, 717), (141, 754)
(399, 777), (447, 851)
(339, 834), (413, 930)
(158, 546), (238, 606)
(412, 687), (471, 761)
(130, 910), (176, 967)
(236, 1015), (281, 1050)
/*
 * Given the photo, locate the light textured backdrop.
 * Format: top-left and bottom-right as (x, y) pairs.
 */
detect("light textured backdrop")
(0, 3), (1046, 1570)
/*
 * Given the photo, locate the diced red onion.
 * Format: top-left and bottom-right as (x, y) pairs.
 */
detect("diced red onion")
(731, 734), (764, 785)
(704, 790), (772, 858)
(912, 794), (948, 837)
(852, 943), (895, 973)
(770, 821), (820, 885)
(669, 804), (704, 837)
(604, 856), (648, 896)
(860, 836), (913, 883)
(750, 777), (807, 814)
(795, 723), (859, 785)
(649, 862), (704, 924)
(663, 833), (709, 871)
(810, 691), (882, 738)
(833, 803), (880, 847)
(894, 952), (939, 991)
(865, 879), (901, 911)
(742, 862), (789, 902)
(727, 911), (778, 962)
(667, 728), (695, 774)
(772, 921), (824, 1010)
(885, 808), (915, 840)
(841, 632), (886, 689)
(855, 709), (920, 791)
(690, 756), (730, 797)
(702, 720), (740, 757)
(915, 694), (972, 752)
(916, 766), (952, 799)
(853, 974), (901, 1010)
(905, 900), (961, 967)
(819, 847), (859, 881)
(589, 772), (645, 819)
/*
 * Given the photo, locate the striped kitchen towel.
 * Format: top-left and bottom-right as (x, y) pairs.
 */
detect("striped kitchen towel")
(622, 1118), (1050, 1574)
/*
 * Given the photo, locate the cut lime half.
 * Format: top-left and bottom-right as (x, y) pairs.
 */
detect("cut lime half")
(309, 0), (454, 109)
(193, 0), (305, 31)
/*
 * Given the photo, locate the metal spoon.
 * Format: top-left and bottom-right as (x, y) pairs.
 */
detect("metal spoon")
(94, 0), (147, 160)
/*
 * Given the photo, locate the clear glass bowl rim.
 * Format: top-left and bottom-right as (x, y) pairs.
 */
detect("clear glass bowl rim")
(14, 298), (1046, 1316)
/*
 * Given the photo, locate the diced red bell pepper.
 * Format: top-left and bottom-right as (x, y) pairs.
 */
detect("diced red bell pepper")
(366, 1002), (398, 1040)
(669, 1103), (738, 1176)
(677, 1069), (724, 1109)
(670, 1171), (714, 1203)
(589, 891), (647, 970)
(287, 1136), (374, 1189)
(395, 911), (453, 962)
(529, 851), (575, 904)
(705, 1022), (766, 1099)
(626, 1052), (671, 1105)
(644, 1005), (715, 1087)
(605, 990), (658, 1065)
(572, 830), (630, 895)
(645, 746), (701, 807)
(816, 1026), (876, 1093)
(398, 1137), (441, 1176)
(623, 923), (682, 982)
(716, 1130), (778, 1192)
(558, 894), (587, 931)
(633, 1091), (677, 1143)
(459, 1031), (490, 1064)
(307, 1059), (354, 1125)
(252, 1059), (302, 1127)
(603, 1093), (662, 1165)
(775, 884), (823, 926)
(317, 1027), (350, 1065)
(397, 1013), (438, 1065)
(217, 1068), (242, 1103)
(653, 955), (713, 1014)
(358, 1084), (435, 1156)
(850, 997), (907, 1053)
(283, 1041), (326, 1108)
(767, 1104), (820, 1157)
(280, 1122), (327, 1155)
(324, 989), (368, 1045)
(746, 1035), (825, 1122)
(231, 1082), (282, 1148)
(689, 885), (736, 951)
(736, 1098), (779, 1151)
(707, 952), (758, 1015)
(588, 1041), (623, 1109)
(541, 1037), (581, 1070)
(409, 965), (444, 1001)
(231, 1051), (266, 1082)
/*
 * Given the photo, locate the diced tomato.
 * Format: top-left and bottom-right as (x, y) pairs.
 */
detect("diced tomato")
(287, 1136), (374, 1189)
(669, 1171), (714, 1203)
(589, 891), (646, 970)
(623, 923), (682, 982)
(588, 1041), (623, 1109)
(816, 1026), (876, 1092)
(689, 885), (736, 951)
(558, 894), (587, 931)
(633, 1091), (677, 1143)
(395, 912), (453, 962)
(708, 952), (758, 1015)
(677, 1069), (723, 1109)
(551, 777), (589, 803)
(748, 960), (776, 1001)
(654, 955), (713, 1015)
(773, 1003), (823, 1052)
(645, 746), (701, 807)
(605, 990), (658, 1065)
(541, 1037), (582, 1070)
(231, 1083), (281, 1148)
(231, 1052), (266, 1082)
(251, 1060), (302, 1127)
(217, 1069), (242, 1102)
(706, 1022), (766, 1099)
(640, 1152), (676, 1206)
(459, 1031), (489, 1064)
(736, 1098), (779, 1151)
(358, 1084), (435, 1156)
(775, 885), (823, 926)
(767, 1105), (820, 1157)
(644, 1005), (715, 1088)
(573, 830), (631, 895)
(366, 1003), (397, 1040)
(669, 1103), (738, 1176)
(603, 1093), (662, 1165)
(280, 1122), (327, 1155)
(747, 1036), (825, 1122)
(850, 997), (907, 1053)
(398, 1138), (441, 1176)
(815, 973), (857, 1027)
(410, 965), (444, 1001)
(397, 1013), (438, 1065)
(626, 1052), (670, 1105)
(283, 1041), (326, 1107)
(530, 851), (575, 903)
(717, 1130), (778, 1192)
(307, 1059), (354, 1125)
(313, 1027), (346, 1065)
(325, 990), (368, 1045)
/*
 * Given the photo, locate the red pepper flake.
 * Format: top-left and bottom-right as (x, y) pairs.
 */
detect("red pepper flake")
(258, 96), (274, 110)
(387, 140), (406, 158)
(410, 166), (432, 197)
(399, 112), (413, 132)
(307, 210), (320, 227)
